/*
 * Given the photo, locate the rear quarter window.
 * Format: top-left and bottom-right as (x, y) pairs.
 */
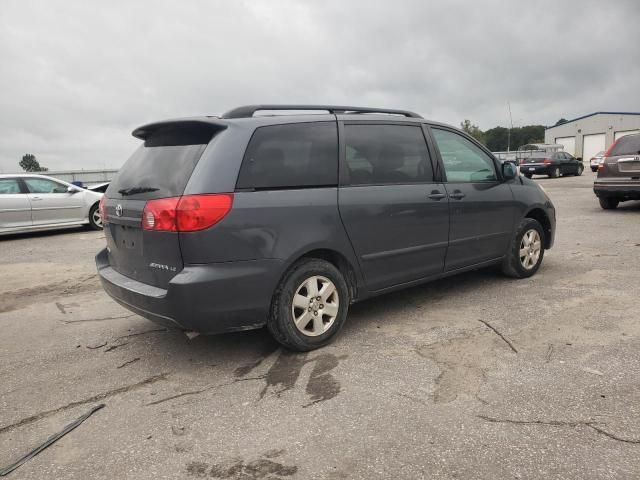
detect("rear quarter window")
(236, 122), (338, 190)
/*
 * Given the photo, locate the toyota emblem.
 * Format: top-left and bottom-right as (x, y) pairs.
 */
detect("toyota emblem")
(115, 204), (123, 217)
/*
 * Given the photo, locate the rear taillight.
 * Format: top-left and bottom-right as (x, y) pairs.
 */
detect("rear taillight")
(99, 197), (108, 225)
(543, 158), (552, 164)
(603, 138), (620, 159)
(142, 194), (233, 232)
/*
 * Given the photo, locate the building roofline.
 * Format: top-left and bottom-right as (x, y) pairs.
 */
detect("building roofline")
(546, 112), (640, 130)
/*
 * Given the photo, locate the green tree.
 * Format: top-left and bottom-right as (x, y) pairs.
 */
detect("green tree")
(554, 118), (568, 126)
(19, 153), (48, 172)
(483, 125), (545, 151)
(460, 119), (485, 144)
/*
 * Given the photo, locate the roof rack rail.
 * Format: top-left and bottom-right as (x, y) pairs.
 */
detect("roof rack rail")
(221, 104), (423, 119)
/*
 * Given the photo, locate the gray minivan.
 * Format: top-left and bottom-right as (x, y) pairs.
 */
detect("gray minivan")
(97, 105), (555, 351)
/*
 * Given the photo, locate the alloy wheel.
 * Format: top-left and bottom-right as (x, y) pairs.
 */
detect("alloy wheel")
(519, 229), (541, 270)
(291, 275), (339, 336)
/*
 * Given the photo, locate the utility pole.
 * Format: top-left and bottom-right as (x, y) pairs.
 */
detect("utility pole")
(507, 101), (513, 152)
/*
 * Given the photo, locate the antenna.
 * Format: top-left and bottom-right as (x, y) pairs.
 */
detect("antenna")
(507, 101), (513, 153)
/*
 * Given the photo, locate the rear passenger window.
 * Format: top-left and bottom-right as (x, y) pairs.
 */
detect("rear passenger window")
(0, 178), (21, 194)
(432, 128), (497, 182)
(343, 124), (433, 185)
(236, 122), (338, 190)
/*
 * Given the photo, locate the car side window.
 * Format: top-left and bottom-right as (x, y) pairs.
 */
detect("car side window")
(0, 178), (21, 194)
(236, 122), (338, 190)
(343, 124), (434, 185)
(431, 128), (497, 182)
(24, 178), (68, 194)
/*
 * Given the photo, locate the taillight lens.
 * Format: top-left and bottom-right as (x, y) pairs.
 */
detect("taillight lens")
(142, 194), (233, 232)
(543, 158), (551, 164)
(99, 196), (108, 225)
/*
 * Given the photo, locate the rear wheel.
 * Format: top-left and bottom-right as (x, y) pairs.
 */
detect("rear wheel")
(576, 165), (584, 176)
(524, 174), (533, 179)
(501, 218), (545, 279)
(268, 258), (350, 351)
(599, 197), (619, 210)
(591, 167), (597, 172)
(548, 167), (560, 178)
(88, 203), (103, 230)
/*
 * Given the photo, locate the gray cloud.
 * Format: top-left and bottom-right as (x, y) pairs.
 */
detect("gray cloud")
(1, 0), (639, 172)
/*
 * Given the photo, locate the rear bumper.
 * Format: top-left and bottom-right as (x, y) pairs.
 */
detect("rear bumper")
(594, 181), (640, 200)
(96, 248), (283, 334)
(521, 164), (550, 175)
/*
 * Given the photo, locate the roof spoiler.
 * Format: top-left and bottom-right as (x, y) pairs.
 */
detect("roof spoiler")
(221, 104), (423, 119)
(132, 119), (228, 140)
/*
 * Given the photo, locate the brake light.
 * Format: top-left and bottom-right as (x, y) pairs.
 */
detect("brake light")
(543, 158), (552, 164)
(142, 194), (233, 232)
(603, 138), (620, 159)
(99, 196), (108, 225)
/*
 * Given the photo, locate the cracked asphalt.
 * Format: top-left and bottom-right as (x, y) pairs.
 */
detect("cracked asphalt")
(1, 172), (639, 479)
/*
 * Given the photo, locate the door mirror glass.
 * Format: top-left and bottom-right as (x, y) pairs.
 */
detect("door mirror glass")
(502, 162), (517, 180)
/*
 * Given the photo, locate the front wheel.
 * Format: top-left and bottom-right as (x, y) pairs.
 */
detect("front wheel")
(268, 258), (350, 351)
(599, 197), (619, 210)
(501, 218), (545, 278)
(88, 203), (103, 230)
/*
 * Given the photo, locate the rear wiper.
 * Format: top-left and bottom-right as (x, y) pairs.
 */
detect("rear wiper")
(117, 187), (159, 196)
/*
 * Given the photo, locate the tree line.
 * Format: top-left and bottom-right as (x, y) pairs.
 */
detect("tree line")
(460, 120), (546, 152)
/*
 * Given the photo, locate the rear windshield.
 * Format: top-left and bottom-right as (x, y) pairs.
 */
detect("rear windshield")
(520, 152), (549, 159)
(107, 125), (215, 200)
(610, 135), (640, 157)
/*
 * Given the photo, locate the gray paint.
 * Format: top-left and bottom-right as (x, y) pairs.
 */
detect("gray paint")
(97, 111), (556, 335)
(545, 113), (640, 158)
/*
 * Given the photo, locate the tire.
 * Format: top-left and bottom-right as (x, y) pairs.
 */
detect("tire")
(548, 167), (560, 178)
(87, 203), (103, 230)
(501, 218), (545, 279)
(268, 258), (350, 351)
(576, 165), (584, 176)
(599, 197), (619, 210)
(524, 174), (533, 179)
(591, 167), (597, 173)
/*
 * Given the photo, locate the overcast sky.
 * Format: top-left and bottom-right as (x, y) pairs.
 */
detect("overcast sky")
(1, 0), (639, 172)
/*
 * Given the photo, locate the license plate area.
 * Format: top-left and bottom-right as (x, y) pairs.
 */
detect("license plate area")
(618, 159), (640, 173)
(529, 167), (536, 171)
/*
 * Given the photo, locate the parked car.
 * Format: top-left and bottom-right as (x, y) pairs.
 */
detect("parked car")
(96, 104), (556, 351)
(87, 182), (110, 193)
(520, 151), (584, 178)
(589, 151), (605, 172)
(0, 174), (103, 235)
(594, 133), (640, 209)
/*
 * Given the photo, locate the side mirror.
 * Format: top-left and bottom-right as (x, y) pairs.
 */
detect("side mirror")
(67, 186), (80, 193)
(502, 162), (517, 180)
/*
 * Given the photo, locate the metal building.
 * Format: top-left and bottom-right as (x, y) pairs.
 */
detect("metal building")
(544, 112), (640, 160)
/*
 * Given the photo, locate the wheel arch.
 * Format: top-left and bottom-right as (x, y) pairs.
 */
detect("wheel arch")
(279, 248), (361, 302)
(524, 208), (552, 248)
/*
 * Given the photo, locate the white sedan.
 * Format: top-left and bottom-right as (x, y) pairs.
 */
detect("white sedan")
(0, 174), (104, 235)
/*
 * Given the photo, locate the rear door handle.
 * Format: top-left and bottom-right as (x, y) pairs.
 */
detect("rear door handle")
(428, 191), (447, 200)
(31, 196), (43, 201)
(449, 191), (466, 200)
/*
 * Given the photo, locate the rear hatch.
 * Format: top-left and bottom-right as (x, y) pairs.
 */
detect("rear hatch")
(103, 122), (224, 288)
(601, 134), (640, 178)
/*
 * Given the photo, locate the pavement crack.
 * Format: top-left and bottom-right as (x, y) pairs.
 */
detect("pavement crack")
(0, 374), (168, 435)
(105, 342), (129, 352)
(478, 415), (640, 444)
(117, 357), (140, 369)
(115, 328), (168, 341)
(587, 424), (640, 444)
(478, 319), (518, 353)
(61, 314), (136, 324)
